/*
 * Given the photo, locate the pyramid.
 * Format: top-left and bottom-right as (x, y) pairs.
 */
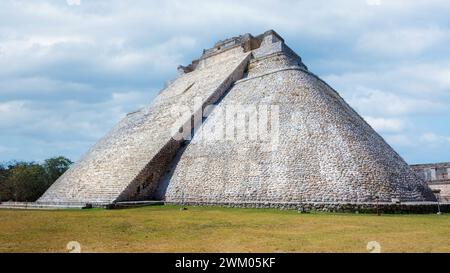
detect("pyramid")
(38, 30), (436, 206)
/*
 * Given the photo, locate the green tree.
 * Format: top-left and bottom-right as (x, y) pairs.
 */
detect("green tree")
(5, 162), (49, 202)
(0, 164), (11, 201)
(0, 157), (72, 202)
(43, 156), (73, 183)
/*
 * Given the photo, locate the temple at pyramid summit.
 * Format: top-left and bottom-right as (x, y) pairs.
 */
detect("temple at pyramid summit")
(37, 30), (437, 210)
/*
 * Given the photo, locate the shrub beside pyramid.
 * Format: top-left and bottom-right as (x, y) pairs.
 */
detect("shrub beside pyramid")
(38, 30), (436, 206)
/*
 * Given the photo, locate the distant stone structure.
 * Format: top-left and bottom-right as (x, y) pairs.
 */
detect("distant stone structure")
(36, 30), (437, 210)
(411, 163), (450, 202)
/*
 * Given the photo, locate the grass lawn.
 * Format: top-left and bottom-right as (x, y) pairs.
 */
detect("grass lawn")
(0, 205), (448, 253)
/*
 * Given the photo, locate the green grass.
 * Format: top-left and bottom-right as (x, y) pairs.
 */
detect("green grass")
(0, 205), (449, 253)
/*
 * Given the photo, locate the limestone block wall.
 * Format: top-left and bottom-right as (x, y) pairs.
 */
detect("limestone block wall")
(37, 29), (436, 206)
(163, 47), (436, 203)
(410, 162), (450, 201)
(38, 47), (251, 204)
(164, 201), (449, 214)
(428, 184), (450, 202)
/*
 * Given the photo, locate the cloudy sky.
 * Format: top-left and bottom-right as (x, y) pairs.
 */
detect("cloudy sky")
(0, 0), (449, 164)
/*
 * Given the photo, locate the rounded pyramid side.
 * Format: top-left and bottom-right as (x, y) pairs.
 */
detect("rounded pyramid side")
(162, 57), (436, 203)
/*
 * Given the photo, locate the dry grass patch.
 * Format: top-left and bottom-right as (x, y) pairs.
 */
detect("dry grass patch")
(0, 205), (448, 253)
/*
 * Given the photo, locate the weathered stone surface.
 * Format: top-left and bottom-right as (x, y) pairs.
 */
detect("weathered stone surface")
(38, 43), (251, 204)
(38, 30), (436, 206)
(162, 201), (449, 214)
(162, 31), (436, 204)
(411, 162), (450, 201)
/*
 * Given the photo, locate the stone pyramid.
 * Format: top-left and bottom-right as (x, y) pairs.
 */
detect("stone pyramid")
(38, 30), (436, 206)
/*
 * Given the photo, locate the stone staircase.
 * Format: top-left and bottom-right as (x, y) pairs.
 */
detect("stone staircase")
(37, 46), (251, 206)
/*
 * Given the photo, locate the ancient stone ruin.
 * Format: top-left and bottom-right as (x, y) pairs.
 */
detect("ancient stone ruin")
(37, 30), (437, 210)
(411, 162), (450, 202)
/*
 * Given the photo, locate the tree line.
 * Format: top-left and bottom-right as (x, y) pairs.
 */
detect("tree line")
(0, 156), (72, 202)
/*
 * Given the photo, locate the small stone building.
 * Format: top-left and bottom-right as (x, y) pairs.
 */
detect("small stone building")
(411, 163), (450, 201)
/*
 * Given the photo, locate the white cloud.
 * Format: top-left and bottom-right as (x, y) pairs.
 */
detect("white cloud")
(66, 0), (81, 6)
(344, 87), (446, 116)
(356, 27), (449, 56)
(420, 132), (450, 144)
(104, 36), (197, 72)
(385, 134), (415, 147)
(326, 62), (450, 96)
(0, 101), (35, 127)
(364, 116), (406, 132)
(0, 145), (17, 154)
